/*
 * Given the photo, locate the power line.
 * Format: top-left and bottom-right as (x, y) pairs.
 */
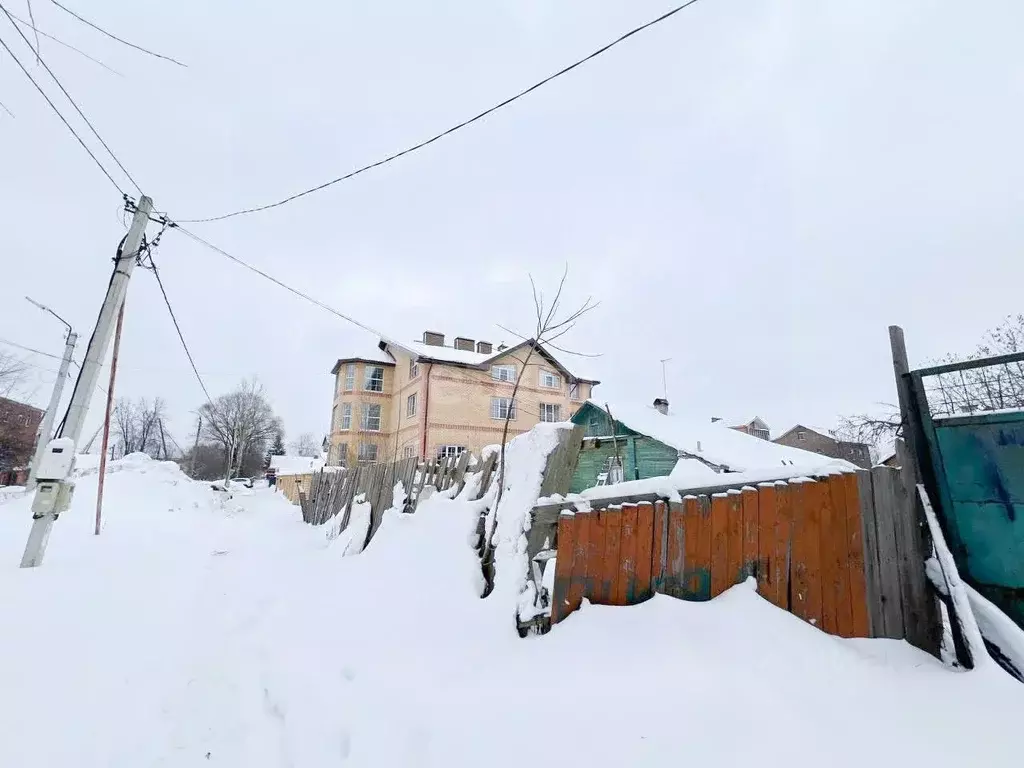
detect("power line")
(48, 0), (187, 67)
(7, 8), (123, 76)
(0, 5), (142, 193)
(176, 0), (706, 224)
(171, 224), (388, 340)
(0, 96), (12, 117)
(145, 250), (214, 404)
(0, 335), (64, 360)
(0, 21), (123, 193)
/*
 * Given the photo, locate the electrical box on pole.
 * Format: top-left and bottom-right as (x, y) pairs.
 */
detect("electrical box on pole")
(20, 195), (153, 568)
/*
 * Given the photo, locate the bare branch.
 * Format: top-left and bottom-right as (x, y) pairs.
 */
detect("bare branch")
(26, 0), (40, 64)
(7, 9), (123, 75)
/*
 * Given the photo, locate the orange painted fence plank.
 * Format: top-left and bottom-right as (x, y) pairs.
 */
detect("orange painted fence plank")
(634, 502), (655, 602)
(602, 507), (624, 605)
(551, 513), (577, 623)
(827, 474), (855, 638)
(726, 491), (744, 589)
(710, 494), (731, 598)
(614, 505), (639, 605)
(843, 472), (871, 637)
(741, 487), (759, 583)
(790, 480), (824, 629)
(651, 500), (668, 593)
(566, 512), (591, 621)
(773, 483), (793, 611)
(586, 508), (608, 604)
(818, 479), (839, 635)
(697, 496), (713, 600)
(665, 501), (686, 598)
(683, 496), (709, 599)
(756, 483), (777, 603)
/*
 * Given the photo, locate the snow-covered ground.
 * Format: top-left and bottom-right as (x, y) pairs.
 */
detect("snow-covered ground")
(0, 449), (1021, 767)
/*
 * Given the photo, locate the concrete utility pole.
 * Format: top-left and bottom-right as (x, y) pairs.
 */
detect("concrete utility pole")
(25, 297), (77, 485)
(20, 196), (153, 568)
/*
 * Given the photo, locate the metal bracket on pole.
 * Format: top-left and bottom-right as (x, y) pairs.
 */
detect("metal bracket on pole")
(20, 196), (153, 568)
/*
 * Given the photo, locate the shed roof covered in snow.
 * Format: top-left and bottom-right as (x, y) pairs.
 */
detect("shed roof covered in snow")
(269, 455), (325, 476)
(576, 400), (855, 474)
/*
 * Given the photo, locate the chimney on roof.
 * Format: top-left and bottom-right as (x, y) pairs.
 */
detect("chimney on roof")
(653, 398), (669, 415)
(476, 340), (492, 355)
(497, 343), (508, 352)
(710, 417), (722, 423)
(422, 331), (445, 347)
(454, 337), (475, 352)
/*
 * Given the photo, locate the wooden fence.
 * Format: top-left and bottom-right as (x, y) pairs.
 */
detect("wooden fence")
(296, 451), (499, 551)
(541, 466), (942, 655)
(277, 473), (313, 504)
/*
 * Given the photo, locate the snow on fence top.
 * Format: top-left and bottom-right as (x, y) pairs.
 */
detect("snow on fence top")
(588, 399), (855, 475)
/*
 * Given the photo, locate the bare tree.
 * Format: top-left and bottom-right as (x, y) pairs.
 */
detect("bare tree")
(0, 351), (28, 398)
(112, 397), (168, 458)
(289, 431), (320, 457)
(842, 314), (1024, 451)
(479, 266), (598, 596)
(199, 379), (282, 481)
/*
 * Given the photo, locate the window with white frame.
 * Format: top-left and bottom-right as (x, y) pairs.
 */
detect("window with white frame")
(363, 365), (384, 392)
(409, 359), (419, 379)
(358, 442), (378, 462)
(360, 403), (382, 431)
(339, 403), (352, 430)
(344, 363), (355, 392)
(407, 393), (417, 418)
(402, 444), (417, 459)
(490, 397), (516, 420)
(797, 430), (806, 441)
(752, 427), (770, 440)
(539, 403), (561, 423)
(437, 445), (466, 459)
(569, 381), (581, 401)
(490, 364), (516, 383)
(539, 368), (561, 389)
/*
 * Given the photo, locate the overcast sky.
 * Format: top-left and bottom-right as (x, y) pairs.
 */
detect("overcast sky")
(2, 0), (1022, 451)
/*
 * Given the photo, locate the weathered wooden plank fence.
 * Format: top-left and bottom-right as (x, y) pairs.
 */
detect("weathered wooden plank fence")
(534, 465), (943, 657)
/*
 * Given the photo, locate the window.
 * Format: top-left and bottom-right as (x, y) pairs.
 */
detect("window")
(402, 445), (417, 459)
(539, 403), (561, 423)
(358, 442), (378, 463)
(539, 368), (561, 389)
(490, 397), (517, 420)
(363, 365), (384, 392)
(752, 428), (770, 440)
(339, 403), (352, 430)
(344, 363), (355, 392)
(797, 430), (806, 441)
(409, 359), (419, 379)
(569, 381), (581, 401)
(407, 393), (417, 418)
(360, 404), (382, 431)
(437, 445), (466, 459)
(490, 364), (516, 383)
(336, 443), (348, 467)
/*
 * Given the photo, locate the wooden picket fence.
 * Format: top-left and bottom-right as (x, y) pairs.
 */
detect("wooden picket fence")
(540, 466), (942, 655)
(298, 451), (499, 550)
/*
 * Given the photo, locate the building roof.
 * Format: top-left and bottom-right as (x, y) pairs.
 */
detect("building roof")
(329, 337), (396, 374)
(269, 454), (325, 476)
(774, 423), (839, 442)
(382, 337), (600, 384)
(582, 400), (854, 474)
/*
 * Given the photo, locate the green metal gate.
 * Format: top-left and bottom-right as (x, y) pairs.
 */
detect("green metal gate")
(906, 351), (1024, 630)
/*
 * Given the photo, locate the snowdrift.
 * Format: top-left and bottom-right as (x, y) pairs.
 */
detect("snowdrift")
(0, 449), (1021, 766)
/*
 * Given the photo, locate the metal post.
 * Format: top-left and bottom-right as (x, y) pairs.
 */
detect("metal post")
(94, 302), (126, 536)
(20, 196), (152, 568)
(26, 330), (77, 484)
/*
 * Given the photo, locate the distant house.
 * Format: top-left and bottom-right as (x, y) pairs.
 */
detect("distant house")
(568, 399), (854, 494)
(773, 424), (872, 469)
(327, 331), (598, 466)
(0, 396), (44, 482)
(727, 417), (772, 440)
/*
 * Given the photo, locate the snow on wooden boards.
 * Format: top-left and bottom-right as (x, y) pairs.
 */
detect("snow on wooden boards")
(550, 472), (879, 641)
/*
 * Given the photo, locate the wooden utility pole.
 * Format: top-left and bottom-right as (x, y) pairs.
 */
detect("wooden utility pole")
(188, 417), (201, 477)
(21, 196), (153, 567)
(95, 302), (126, 536)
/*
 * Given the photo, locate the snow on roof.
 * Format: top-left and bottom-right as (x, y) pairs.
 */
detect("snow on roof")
(590, 400), (855, 474)
(401, 339), (489, 366)
(269, 455), (325, 476)
(776, 424), (839, 441)
(332, 335), (395, 370)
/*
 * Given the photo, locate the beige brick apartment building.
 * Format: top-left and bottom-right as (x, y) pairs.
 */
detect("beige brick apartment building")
(328, 332), (599, 465)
